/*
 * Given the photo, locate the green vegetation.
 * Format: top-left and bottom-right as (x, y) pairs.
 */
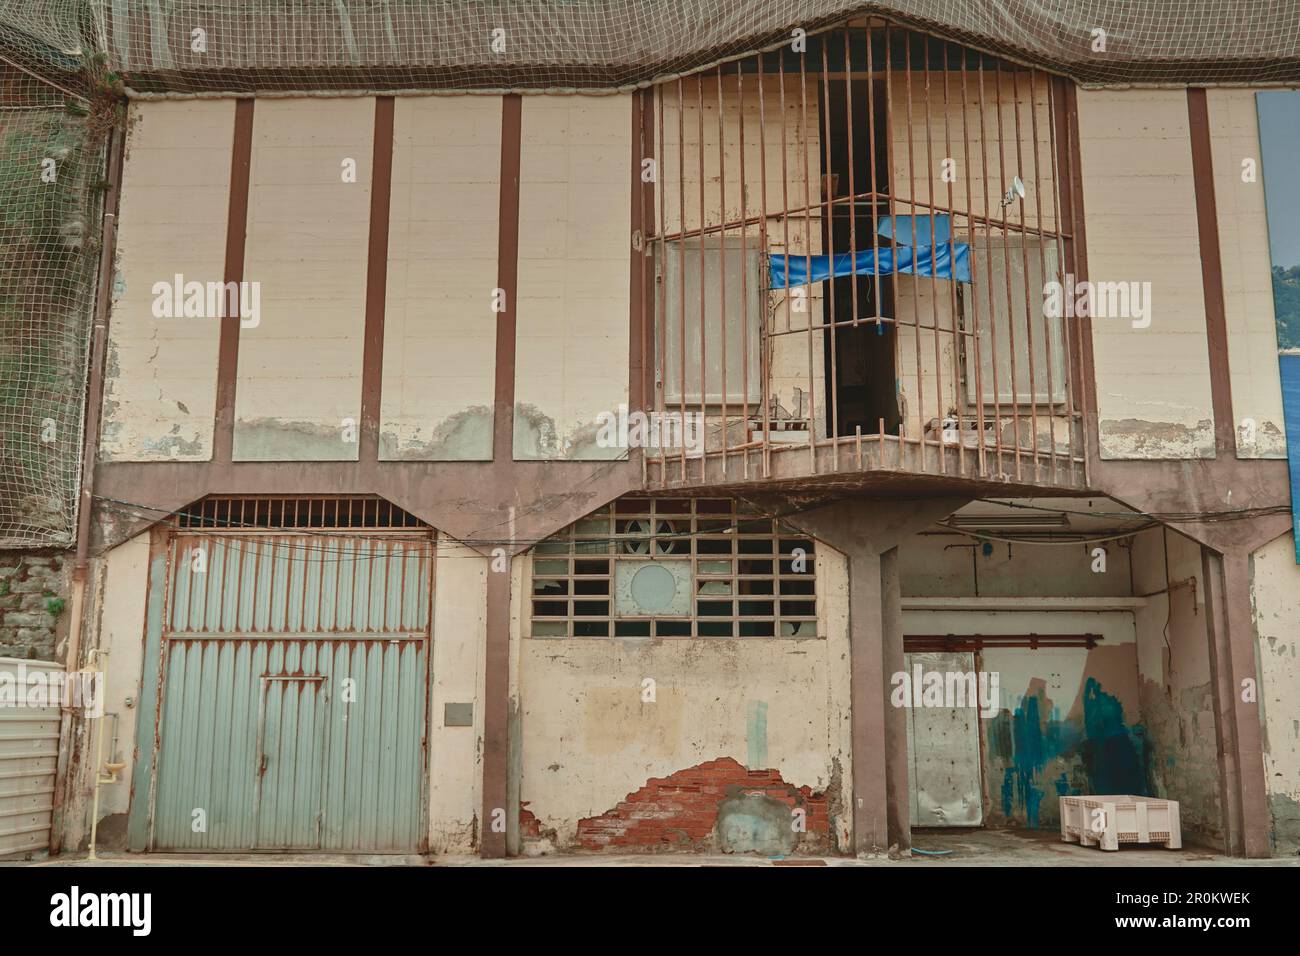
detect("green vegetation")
(1272, 265), (1300, 351)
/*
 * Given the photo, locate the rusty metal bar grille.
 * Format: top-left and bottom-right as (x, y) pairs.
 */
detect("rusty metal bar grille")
(529, 497), (817, 639)
(904, 633), (1101, 652)
(644, 19), (1085, 492)
(172, 495), (425, 531)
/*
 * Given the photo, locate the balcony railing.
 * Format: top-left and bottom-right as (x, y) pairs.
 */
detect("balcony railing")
(638, 20), (1088, 493)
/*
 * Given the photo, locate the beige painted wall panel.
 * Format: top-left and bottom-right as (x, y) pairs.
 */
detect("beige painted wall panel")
(515, 95), (631, 460)
(1208, 90), (1286, 459)
(1252, 532), (1300, 855)
(1078, 89), (1215, 459)
(102, 100), (233, 461)
(516, 544), (851, 851)
(429, 537), (488, 854)
(233, 98), (373, 461)
(382, 97), (500, 460)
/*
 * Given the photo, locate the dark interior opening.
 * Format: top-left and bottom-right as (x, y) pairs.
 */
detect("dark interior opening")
(819, 70), (902, 439)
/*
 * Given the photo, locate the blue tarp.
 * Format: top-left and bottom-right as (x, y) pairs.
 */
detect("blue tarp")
(768, 242), (971, 288)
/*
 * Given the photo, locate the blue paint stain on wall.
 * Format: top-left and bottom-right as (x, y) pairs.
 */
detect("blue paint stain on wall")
(990, 679), (1148, 828)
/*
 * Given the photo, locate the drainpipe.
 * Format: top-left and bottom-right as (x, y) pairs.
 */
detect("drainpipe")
(49, 123), (125, 855)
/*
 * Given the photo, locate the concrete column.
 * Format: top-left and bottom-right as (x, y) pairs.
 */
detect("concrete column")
(1202, 548), (1271, 857)
(480, 567), (511, 858)
(847, 549), (887, 853)
(880, 547), (909, 850)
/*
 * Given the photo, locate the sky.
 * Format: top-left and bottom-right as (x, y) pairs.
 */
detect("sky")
(1258, 91), (1300, 270)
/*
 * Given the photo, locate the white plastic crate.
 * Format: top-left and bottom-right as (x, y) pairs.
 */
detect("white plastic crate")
(1059, 795), (1181, 851)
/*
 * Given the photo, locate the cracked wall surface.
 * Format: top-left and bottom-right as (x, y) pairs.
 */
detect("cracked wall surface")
(100, 100), (231, 462)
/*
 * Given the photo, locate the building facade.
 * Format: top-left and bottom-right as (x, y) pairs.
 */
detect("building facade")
(3, 2), (1299, 860)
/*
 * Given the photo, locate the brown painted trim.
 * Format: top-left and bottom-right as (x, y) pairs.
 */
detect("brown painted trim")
(359, 96), (396, 462)
(632, 89), (656, 413)
(1057, 79), (1098, 481)
(212, 99), (254, 463)
(493, 94), (523, 464)
(1187, 88), (1237, 458)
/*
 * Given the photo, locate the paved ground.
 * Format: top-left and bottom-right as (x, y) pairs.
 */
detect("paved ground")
(8, 828), (1300, 866)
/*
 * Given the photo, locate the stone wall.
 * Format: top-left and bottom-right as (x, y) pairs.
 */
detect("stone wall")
(0, 551), (70, 661)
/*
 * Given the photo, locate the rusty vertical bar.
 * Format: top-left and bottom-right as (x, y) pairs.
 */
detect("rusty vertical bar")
(757, 51), (773, 478)
(821, 36), (839, 461)
(941, 42), (964, 474)
(717, 66), (729, 475)
(657, 85), (669, 467)
(923, 38), (947, 476)
(844, 26), (859, 333)
(1011, 68), (1041, 479)
(697, 74), (708, 480)
(677, 77), (688, 482)
(976, 58), (1005, 473)
(1028, 70), (1058, 484)
(904, 31), (926, 473)
(958, 49), (987, 476)
(798, 47), (817, 471)
(1046, 77), (1080, 483)
(883, 24), (902, 466)
(737, 60), (751, 479)
(1062, 80), (1095, 482)
(993, 60), (1022, 480)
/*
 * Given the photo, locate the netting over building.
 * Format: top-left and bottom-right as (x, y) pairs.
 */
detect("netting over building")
(6, 1), (1300, 96)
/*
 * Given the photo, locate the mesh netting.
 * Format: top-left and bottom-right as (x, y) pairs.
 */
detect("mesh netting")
(71, 1), (1300, 94)
(0, 48), (105, 546)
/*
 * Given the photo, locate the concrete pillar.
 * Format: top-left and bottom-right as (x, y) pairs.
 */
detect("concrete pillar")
(1202, 547), (1271, 857)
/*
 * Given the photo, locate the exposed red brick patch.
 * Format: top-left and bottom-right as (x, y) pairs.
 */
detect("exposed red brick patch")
(574, 757), (832, 852)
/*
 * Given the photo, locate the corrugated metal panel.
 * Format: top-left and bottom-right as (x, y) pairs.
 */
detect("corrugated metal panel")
(0, 658), (62, 858)
(150, 534), (431, 851)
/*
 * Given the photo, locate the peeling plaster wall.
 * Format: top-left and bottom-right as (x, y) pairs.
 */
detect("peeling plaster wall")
(1251, 532), (1300, 856)
(1207, 90), (1287, 460)
(429, 536), (488, 853)
(1131, 526), (1222, 849)
(101, 101), (232, 462)
(233, 98), (373, 461)
(514, 95), (631, 461)
(514, 542), (851, 854)
(1077, 89), (1215, 460)
(381, 97), (500, 461)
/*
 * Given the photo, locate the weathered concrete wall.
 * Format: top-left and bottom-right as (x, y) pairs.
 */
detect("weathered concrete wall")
(429, 536), (488, 853)
(515, 542), (851, 854)
(1131, 526), (1222, 849)
(101, 100), (232, 461)
(382, 98), (500, 461)
(1207, 89), (1286, 459)
(514, 95), (631, 460)
(1077, 89), (1215, 459)
(233, 98), (373, 461)
(1251, 531), (1300, 856)
(0, 551), (70, 661)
